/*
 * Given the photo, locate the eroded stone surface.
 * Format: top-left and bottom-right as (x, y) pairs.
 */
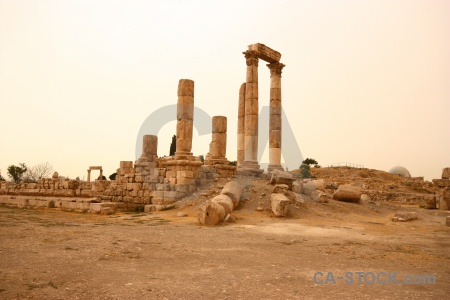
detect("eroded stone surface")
(271, 193), (290, 217)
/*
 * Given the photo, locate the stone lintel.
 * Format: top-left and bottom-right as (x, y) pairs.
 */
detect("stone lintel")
(248, 43), (281, 63)
(89, 166), (103, 170)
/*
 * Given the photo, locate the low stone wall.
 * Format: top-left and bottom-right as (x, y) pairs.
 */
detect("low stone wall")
(0, 195), (100, 210)
(0, 160), (235, 206)
(0, 178), (96, 198)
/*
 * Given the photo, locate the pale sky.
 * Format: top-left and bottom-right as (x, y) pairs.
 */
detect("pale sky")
(0, 0), (449, 181)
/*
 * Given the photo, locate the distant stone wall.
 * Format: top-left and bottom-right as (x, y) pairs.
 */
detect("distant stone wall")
(0, 178), (96, 198)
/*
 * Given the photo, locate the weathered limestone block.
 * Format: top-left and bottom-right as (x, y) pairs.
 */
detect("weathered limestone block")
(439, 190), (450, 210)
(442, 168), (450, 179)
(271, 193), (290, 217)
(178, 79), (194, 97)
(292, 181), (303, 194)
(212, 116), (227, 133)
(211, 194), (234, 215)
(359, 194), (370, 202)
(89, 202), (116, 213)
(140, 135), (158, 160)
(197, 201), (226, 225)
(302, 181), (315, 196)
(92, 181), (104, 192)
(177, 170), (193, 179)
(425, 195), (436, 209)
(432, 179), (450, 188)
(100, 207), (114, 215)
(144, 204), (175, 212)
(269, 169), (294, 189)
(220, 181), (242, 209)
(446, 216), (450, 227)
(392, 211), (418, 222)
(176, 119), (193, 153)
(309, 190), (324, 202)
(248, 43), (281, 63)
(52, 172), (59, 178)
(311, 179), (325, 191)
(273, 184), (289, 194)
(333, 184), (362, 203)
(120, 161), (133, 169)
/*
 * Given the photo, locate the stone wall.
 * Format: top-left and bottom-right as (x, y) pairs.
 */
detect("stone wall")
(432, 167), (450, 210)
(0, 178), (97, 198)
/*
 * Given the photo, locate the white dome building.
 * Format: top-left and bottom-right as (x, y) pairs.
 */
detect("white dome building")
(389, 166), (411, 177)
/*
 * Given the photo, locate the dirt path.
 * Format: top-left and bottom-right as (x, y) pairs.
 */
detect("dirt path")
(0, 202), (449, 300)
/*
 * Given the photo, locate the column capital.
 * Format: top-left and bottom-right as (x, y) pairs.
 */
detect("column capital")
(243, 50), (259, 67)
(267, 62), (285, 76)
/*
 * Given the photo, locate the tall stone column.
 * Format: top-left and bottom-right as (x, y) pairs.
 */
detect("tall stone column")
(175, 79), (194, 157)
(237, 83), (246, 167)
(242, 50), (260, 169)
(267, 62), (285, 171)
(87, 170), (91, 182)
(209, 116), (227, 161)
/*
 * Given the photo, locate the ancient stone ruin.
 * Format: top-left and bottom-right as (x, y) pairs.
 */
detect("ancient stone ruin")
(237, 43), (285, 174)
(0, 43), (449, 227)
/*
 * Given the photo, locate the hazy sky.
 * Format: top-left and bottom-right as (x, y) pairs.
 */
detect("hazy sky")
(0, 0), (449, 181)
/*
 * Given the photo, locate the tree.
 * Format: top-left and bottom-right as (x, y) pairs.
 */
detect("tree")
(169, 134), (176, 156)
(109, 173), (117, 180)
(299, 163), (311, 179)
(301, 158), (321, 170)
(299, 158), (319, 179)
(23, 162), (53, 183)
(98, 175), (107, 180)
(7, 163), (27, 183)
(302, 158), (318, 166)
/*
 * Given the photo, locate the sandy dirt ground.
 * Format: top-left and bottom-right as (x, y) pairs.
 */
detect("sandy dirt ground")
(1, 185), (449, 300)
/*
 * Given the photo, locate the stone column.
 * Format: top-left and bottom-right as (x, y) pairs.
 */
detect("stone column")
(175, 79), (194, 157)
(237, 83), (246, 167)
(267, 62), (285, 171)
(210, 116), (227, 161)
(87, 170), (91, 182)
(242, 50), (260, 169)
(140, 135), (158, 162)
(99, 169), (103, 180)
